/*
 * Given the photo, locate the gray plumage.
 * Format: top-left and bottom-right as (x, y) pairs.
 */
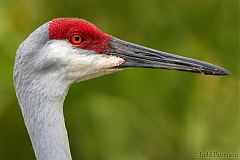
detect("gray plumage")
(14, 22), (72, 160)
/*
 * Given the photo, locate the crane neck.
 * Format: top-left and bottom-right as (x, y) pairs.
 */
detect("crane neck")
(13, 21), (73, 160)
(15, 78), (72, 160)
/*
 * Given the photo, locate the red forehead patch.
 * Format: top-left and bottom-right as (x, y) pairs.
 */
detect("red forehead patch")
(49, 18), (111, 54)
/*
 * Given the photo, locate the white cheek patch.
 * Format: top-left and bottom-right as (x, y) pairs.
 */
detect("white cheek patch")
(67, 54), (124, 82)
(39, 40), (124, 82)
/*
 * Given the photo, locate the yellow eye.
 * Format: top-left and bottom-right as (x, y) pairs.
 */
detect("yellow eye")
(69, 34), (83, 45)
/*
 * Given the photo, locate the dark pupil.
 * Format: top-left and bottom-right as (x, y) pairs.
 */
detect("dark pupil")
(75, 36), (80, 41)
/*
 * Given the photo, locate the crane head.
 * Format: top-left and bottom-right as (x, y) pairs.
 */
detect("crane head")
(15, 18), (229, 86)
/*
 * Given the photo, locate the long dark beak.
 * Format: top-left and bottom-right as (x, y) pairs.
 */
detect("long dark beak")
(109, 37), (230, 75)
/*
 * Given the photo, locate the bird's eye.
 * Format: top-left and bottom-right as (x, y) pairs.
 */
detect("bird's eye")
(69, 34), (84, 45)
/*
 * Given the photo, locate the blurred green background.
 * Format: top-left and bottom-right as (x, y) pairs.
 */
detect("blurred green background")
(0, 0), (239, 159)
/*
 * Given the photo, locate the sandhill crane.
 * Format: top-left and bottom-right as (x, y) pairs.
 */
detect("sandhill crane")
(14, 18), (229, 160)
